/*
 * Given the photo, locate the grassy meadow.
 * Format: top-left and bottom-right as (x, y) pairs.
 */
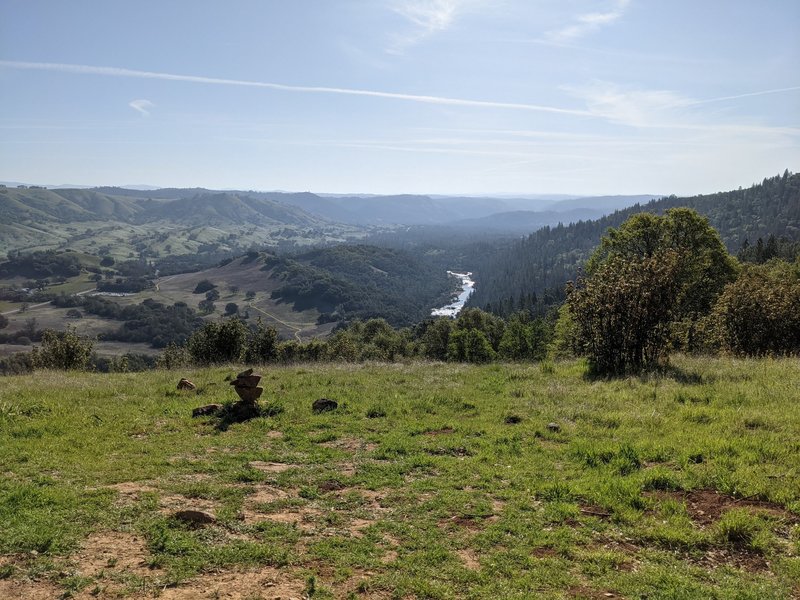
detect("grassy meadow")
(0, 357), (798, 599)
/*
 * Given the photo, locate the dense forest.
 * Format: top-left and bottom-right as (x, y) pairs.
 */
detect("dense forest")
(467, 171), (800, 316)
(267, 245), (454, 326)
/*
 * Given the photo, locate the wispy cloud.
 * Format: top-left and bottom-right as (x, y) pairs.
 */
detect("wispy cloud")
(128, 98), (154, 116)
(0, 60), (591, 117)
(547, 0), (631, 42)
(394, 0), (460, 32)
(563, 80), (800, 136)
(388, 0), (474, 53)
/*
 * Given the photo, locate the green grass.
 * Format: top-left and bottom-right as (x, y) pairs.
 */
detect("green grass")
(0, 357), (798, 598)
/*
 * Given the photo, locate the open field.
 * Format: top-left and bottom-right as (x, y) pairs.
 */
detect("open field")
(0, 357), (798, 599)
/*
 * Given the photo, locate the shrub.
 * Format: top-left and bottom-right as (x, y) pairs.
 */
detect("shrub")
(186, 318), (248, 364)
(32, 327), (93, 370)
(712, 260), (800, 356)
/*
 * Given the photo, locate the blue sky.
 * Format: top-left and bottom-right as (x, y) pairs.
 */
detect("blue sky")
(1, 0), (798, 196)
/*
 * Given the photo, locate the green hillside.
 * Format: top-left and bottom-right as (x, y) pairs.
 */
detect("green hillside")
(0, 358), (798, 598)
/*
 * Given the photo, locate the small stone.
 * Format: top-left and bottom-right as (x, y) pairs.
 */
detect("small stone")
(546, 422), (561, 433)
(173, 510), (215, 526)
(312, 398), (338, 413)
(192, 403), (222, 417)
(177, 378), (196, 391)
(505, 415), (523, 424)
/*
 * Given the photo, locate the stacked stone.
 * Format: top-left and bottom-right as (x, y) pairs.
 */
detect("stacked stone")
(230, 368), (263, 404)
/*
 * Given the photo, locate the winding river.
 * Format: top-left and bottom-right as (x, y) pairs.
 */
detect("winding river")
(431, 271), (475, 318)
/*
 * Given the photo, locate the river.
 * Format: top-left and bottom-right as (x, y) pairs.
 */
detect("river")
(431, 271), (475, 318)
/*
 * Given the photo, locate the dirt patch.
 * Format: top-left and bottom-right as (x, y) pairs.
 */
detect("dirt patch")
(689, 547), (770, 572)
(531, 547), (559, 558)
(159, 493), (218, 517)
(73, 531), (152, 579)
(105, 481), (158, 506)
(266, 430), (284, 439)
(424, 427), (455, 436)
(320, 437), (378, 452)
(258, 507), (322, 532)
(158, 567), (306, 599)
(644, 489), (796, 526)
(248, 461), (296, 473)
(457, 548), (481, 570)
(0, 578), (63, 600)
(337, 462), (357, 477)
(579, 504), (612, 519)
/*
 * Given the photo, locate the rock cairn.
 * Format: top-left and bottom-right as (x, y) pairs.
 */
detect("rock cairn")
(230, 368), (263, 404)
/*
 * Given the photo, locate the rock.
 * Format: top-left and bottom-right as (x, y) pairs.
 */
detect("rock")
(192, 403), (222, 417)
(173, 510), (215, 526)
(228, 400), (261, 422)
(312, 398), (338, 413)
(504, 415), (523, 424)
(177, 378), (196, 391)
(547, 422), (561, 433)
(234, 386), (264, 403)
(230, 375), (262, 388)
(237, 368), (254, 378)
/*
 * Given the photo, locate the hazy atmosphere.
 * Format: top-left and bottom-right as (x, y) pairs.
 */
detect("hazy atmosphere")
(2, 0), (798, 195)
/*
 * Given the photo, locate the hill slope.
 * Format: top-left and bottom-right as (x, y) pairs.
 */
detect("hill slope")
(468, 171), (800, 315)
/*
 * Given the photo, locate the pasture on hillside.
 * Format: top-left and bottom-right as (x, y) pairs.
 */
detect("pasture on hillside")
(0, 358), (798, 599)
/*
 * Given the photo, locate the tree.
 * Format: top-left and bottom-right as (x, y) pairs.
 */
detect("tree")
(568, 209), (737, 374)
(245, 290), (257, 300)
(447, 329), (496, 363)
(225, 302), (239, 316)
(0, 314), (8, 330)
(420, 318), (454, 361)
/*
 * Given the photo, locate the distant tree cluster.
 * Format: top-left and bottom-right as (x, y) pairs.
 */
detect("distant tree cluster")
(152, 307), (553, 369)
(0, 250), (83, 279)
(51, 294), (203, 348)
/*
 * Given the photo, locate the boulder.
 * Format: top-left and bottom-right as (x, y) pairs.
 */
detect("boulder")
(234, 386), (264, 403)
(230, 375), (262, 389)
(312, 398), (338, 413)
(547, 422), (561, 433)
(177, 378), (196, 391)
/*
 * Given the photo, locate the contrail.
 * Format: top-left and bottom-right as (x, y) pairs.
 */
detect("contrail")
(0, 60), (592, 117)
(678, 86), (800, 107)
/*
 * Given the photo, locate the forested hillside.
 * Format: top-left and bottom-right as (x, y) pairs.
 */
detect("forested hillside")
(268, 245), (453, 326)
(468, 171), (800, 316)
